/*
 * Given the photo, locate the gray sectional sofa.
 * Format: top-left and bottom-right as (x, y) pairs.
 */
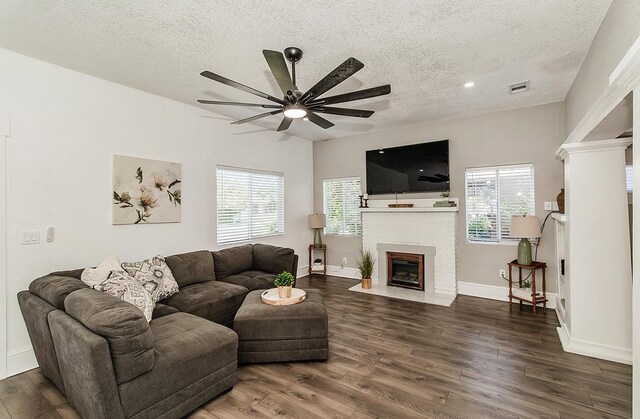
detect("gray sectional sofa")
(17, 243), (299, 419)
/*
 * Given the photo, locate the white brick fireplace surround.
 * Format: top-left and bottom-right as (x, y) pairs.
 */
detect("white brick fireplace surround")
(349, 201), (458, 307)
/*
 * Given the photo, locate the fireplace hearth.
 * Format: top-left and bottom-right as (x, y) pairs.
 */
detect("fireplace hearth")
(387, 252), (424, 291)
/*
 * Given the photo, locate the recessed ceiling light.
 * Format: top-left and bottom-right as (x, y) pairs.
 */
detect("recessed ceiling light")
(464, 82), (475, 88)
(419, 169), (424, 172)
(378, 149), (384, 154)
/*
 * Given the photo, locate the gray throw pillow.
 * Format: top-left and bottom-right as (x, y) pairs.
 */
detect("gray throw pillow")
(122, 255), (179, 303)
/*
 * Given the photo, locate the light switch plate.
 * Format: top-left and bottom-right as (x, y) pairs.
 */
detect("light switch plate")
(21, 230), (39, 244)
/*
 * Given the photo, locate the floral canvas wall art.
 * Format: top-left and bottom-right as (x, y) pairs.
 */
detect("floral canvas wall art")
(113, 155), (182, 224)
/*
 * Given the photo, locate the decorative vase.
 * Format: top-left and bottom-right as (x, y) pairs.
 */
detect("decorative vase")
(361, 278), (372, 289)
(313, 228), (323, 247)
(517, 238), (533, 265)
(277, 286), (292, 299)
(556, 188), (565, 214)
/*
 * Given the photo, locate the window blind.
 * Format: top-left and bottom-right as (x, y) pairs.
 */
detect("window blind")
(323, 177), (362, 236)
(465, 164), (535, 243)
(217, 166), (284, 244)
(626, 165), (633, 193)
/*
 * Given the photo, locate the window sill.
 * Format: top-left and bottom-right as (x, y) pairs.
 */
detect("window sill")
(325, 234), (362, 239)
(217, 232), (284, 246)
(466, 239), (519, 247)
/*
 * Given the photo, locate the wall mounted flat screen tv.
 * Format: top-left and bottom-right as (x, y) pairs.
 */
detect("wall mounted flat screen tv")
(366, 140), (450, 195)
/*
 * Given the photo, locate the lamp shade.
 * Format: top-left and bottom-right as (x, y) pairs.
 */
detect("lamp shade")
(308, 213), (326, 229)
(510, 215), (541, 238)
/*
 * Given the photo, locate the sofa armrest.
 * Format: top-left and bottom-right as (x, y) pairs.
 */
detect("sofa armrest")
(48, 310), (125, 419)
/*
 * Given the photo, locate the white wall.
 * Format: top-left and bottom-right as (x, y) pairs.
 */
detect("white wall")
(313, 103), (565, 290)
(0, 48), (313, 376)
(564, 0), (640, 135)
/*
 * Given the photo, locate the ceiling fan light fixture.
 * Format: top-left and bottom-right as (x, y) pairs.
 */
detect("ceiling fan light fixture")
(283, 104), (307, 119)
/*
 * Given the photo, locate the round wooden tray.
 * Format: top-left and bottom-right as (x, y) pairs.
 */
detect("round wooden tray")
(261, 288), (307, 306)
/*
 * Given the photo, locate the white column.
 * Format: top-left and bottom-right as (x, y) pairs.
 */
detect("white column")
(558, 138), (632, 363)
(0, 117), (7, 379)
(633, 88), (640, 415)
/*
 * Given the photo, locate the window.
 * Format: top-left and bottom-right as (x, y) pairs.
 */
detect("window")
(465, 164), (535, 243)
(216, 166), (284, 244)
(626, 164), (633, 193)
(323, 177), (362, 236)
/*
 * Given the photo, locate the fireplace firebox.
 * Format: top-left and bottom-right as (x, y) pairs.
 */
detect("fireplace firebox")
(387, 252), (424, 291)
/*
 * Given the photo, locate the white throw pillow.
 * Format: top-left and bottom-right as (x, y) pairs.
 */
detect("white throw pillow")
(121, 255), (179, 303)
(93, 270), (155, 322)
(81, 255), (123, 288)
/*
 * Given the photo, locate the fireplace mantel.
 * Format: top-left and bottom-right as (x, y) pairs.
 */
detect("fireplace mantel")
(360, 207), (458, 213)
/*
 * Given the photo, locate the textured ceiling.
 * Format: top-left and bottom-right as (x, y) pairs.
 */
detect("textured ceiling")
(0, 1), (611, 141)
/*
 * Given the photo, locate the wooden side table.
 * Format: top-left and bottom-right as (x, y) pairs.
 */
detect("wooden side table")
(508, 259), (547, 315)
(308, 244), (327, 278)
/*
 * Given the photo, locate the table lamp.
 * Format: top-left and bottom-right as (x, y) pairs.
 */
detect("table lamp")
(308, 213), (326, 248)
(510, 215), (541, 265)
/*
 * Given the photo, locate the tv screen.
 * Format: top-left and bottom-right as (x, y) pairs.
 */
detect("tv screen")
(366, 140), (450, 195)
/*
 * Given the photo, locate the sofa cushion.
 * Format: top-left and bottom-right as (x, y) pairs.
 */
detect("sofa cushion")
(49, 268), (85, 280)
(65, 288), (155, 385)
(29, 274), (89, 310)
(212, 244), (253, 279)
(219, 271), (275, 292)
(162, 281), (248, 325)
(118, 312), (237, 418)
(165, 250), (215, 287)
(253, 243), (295, 275)
(152, 303), (180, 319)
(122, 255), (179, 302)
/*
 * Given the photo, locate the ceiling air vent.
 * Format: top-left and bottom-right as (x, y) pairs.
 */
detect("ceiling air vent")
(508, 80), (530, 95)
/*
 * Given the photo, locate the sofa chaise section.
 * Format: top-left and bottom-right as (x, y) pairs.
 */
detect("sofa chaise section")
(49, 289), (238, 419)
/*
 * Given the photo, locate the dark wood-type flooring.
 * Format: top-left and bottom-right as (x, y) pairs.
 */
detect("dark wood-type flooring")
(0, 275), (632, 418)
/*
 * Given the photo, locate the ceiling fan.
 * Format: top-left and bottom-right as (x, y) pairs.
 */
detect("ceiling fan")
(198, 47), (391, 131)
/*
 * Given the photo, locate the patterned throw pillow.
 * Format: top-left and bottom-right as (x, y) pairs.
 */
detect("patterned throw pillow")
(121, 255), (179, 303)
(81, 255), (123, 288)
(93, 270), (155, 322)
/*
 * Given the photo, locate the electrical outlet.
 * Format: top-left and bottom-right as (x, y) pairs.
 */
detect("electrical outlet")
(499, 269), (506, 279)
(342, 257), (348, 264)
(544, 201), (553, 211)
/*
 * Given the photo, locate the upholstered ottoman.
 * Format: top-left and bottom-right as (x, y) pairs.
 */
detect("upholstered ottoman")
(233, 289), (329, 364)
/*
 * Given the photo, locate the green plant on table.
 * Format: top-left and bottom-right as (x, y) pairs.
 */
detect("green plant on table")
(356, 249), (376, 279)
(274, 271), (295, 287)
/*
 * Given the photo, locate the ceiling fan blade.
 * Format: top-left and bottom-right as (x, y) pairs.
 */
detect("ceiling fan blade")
(299, 57), (365, 103)
(262, 50), (296, 96)
(198, 100), (281, 108)
(277, 117), (293, 132)
(306, 85), (391, 106)
(231, 109), (283, 125)
(310, 106), (374, 118)
(200, 71), (286, 105)
(307, 112), (335, 129)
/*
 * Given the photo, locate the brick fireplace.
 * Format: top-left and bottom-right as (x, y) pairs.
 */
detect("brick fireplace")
(353, 202), (458, 307)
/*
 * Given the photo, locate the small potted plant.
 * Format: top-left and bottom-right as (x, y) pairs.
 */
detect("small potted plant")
(356, 249), (376, 289)
(274, 271), (295, 298)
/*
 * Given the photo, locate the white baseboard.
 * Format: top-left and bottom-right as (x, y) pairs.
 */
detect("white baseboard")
(296, 265), (309, 279)
(324, 265), (360, 279)
(298, 264), (360, 279)
(458, 281), (557, 309)
(557, 325), (632, 365)
(6, 347), (37, 378)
